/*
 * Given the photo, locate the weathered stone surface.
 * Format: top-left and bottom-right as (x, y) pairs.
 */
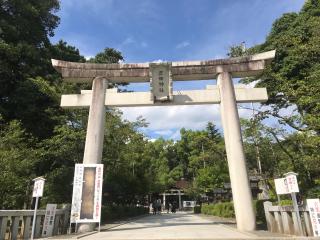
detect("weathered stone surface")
(218, 72), (255, 231)
(52, 50), (275, 83)
(60, 87), (268, 108)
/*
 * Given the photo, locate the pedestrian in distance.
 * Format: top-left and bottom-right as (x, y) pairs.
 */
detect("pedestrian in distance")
(152, 200), (157, 215)
(157, 199), (162, 214)
(171, 202), (176, 213)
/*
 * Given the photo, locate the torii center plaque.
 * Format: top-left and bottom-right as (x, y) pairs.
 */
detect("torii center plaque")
(149, 63), (173, 102)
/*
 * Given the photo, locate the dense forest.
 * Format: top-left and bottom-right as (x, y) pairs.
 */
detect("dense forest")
(0, 0), (319, 209)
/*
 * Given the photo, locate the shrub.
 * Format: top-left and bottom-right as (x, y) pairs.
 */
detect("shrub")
(194, 205), (201, 214)
(254, 200), (267, 226)
(201, 200), (268, 224)
(200, 202), (235, 218)
(101, 205), (149, 223)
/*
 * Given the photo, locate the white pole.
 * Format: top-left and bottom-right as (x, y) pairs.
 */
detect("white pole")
(277, 194), (281, 205)
(291, 192), (303, 235)
(30, 197), (39, 240)
(178, 190), (182, 210)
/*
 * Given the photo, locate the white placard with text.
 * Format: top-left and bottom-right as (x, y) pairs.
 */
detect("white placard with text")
(307, 199), (320, 237)
(41, 204), (57, 237)
(285, 174), (299, 193)
(274, 178), (289, 195)
(274, 175), (299, 195)
(32, 178), (45, 197)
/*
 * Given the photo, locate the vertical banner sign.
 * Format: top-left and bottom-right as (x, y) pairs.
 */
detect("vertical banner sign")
(41, 204), (57, 237)
(307, 199), (320, 237)
(70, 164), (104, 223)
(285, 174), (299, 193)
(94, 165), (103, 222)
(70, 164), (84, 223)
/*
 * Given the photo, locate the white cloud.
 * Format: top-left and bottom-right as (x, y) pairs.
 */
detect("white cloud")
(151, 59), (165, 63)
(120, 103), (257, 140)
(121, 105), (220, 131)
(85, 55), (94, 60)
(176, 41), (190, 49)
(154, 130), (173, 136)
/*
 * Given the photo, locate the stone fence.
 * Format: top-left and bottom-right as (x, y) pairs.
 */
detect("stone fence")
(264, 201), (314, 237)
(0, 206), (70, 240)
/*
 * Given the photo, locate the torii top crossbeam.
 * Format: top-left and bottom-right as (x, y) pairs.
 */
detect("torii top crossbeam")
(52, 50), (275, 83)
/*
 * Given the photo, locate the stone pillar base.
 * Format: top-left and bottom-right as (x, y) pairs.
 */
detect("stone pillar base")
(78, 223), (96, 233)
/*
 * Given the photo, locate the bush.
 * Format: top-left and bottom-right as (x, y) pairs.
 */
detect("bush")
(201, 200), (268, 225)
(254, 200), (267, 226)
(278, 199), (293, 206)
(101, 205), (149, 223)
(201, 202), (235, 218)
(194, 205), (201, 214)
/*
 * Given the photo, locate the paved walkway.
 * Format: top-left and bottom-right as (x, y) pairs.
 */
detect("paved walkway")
(79, 212), (301, 240)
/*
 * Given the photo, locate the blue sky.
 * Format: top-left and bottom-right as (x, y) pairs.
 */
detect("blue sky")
(51, 0), (305, 140)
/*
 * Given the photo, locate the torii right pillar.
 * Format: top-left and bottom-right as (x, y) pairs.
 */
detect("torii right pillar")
(217, 72), (255, 231)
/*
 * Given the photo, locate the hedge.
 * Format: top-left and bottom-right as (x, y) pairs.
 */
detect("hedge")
(201, 202), (235, 218)
(197, 200), (267, 225)
(101, 205), (149, 223)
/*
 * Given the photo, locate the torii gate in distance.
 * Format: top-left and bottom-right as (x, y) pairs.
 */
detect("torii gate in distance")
(52, 50), (275, 232)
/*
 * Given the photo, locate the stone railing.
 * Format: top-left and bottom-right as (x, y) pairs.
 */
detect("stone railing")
(0, 205), (70, 240)
(263, 201), (314, 237)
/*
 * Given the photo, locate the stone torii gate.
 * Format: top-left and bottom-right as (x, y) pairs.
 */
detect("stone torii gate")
(52, 50), (275, 232)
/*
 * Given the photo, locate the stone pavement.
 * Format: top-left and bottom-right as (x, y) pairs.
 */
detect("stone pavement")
(75, 212), (316, 240)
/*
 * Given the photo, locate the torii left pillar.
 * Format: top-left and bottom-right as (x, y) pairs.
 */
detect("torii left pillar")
(78, 77), (107, 233)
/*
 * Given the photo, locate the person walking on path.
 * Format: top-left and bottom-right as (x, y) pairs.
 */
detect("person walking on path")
(152, 200), (157, 215)
(156, 199), (162, 214)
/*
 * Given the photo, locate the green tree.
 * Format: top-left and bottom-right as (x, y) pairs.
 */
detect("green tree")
(244, 0), (320, 134)
(0, 119), (37, 209)
(0, 0), (61, 138)
(88, 48), (124, 64)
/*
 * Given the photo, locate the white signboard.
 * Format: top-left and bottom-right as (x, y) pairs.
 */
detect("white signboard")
(41, 204), (57, 237)
(183, 201), (196, 208)
(275, 175), (299, 195)
(70, 164), (104, 223)
(274, 178), (289, 195)
(32, 177), (45, 197)
(285, 174), (299, 193)
(307, 199), (320, 236)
